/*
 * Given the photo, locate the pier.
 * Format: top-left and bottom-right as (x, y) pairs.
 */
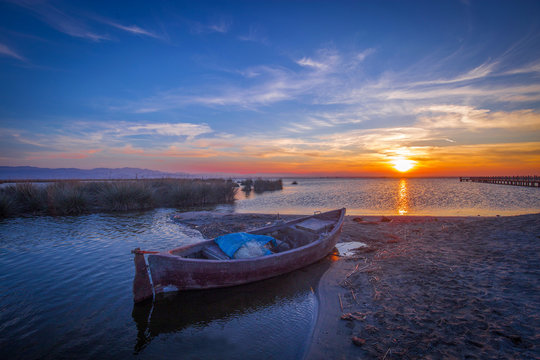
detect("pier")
(460, 176), (540, 187)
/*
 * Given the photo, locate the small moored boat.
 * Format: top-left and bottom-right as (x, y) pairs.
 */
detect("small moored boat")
(132, 208), (346, 303)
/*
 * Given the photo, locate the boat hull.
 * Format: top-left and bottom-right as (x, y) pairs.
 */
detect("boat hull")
(136, 208), (345, 302)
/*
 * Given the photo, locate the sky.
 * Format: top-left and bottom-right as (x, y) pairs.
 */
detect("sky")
(0, 0), (539, 177)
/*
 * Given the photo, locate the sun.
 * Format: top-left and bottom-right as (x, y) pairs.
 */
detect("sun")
(392, 158), (416, 172)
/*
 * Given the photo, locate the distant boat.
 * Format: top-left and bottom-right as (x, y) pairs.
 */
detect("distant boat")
(132, 208), (346, 303)
(291, 181), (298, 185)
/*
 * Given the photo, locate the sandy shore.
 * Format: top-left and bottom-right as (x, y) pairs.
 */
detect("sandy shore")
(175, 212), (540, 359)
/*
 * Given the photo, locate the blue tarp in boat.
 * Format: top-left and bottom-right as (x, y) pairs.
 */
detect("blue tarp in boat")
(214, 232), (277, 258)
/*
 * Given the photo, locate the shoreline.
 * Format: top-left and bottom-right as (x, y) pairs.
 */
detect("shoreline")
(175, 211), (540, 359)
(307, 213), (540, 359)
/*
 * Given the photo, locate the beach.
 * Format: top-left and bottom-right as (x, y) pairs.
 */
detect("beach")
(176, 211), (540, 359)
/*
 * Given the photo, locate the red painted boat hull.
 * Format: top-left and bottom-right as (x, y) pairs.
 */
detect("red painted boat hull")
(134, 208), (345, 303)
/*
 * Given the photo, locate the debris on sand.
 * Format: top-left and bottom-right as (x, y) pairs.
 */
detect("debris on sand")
(335, 242), (368, 256)
(340, 312), (367, 321)
(351, 336), (366, 346)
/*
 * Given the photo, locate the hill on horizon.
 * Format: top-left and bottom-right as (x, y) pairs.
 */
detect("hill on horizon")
(0, 166), (192, 180)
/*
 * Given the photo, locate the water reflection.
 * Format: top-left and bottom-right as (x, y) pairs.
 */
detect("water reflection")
(232, 178), (540, 216)
(397, 178), (409, 215)
(132, 258), (331, 358)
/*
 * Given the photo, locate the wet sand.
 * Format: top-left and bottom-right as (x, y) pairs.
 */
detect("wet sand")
(175, 212), (540, 359)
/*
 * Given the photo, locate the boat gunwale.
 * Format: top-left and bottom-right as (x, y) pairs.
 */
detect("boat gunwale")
(161, 208), (346, 263)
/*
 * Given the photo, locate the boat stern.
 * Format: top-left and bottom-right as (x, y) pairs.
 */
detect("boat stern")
(132, 248), (154, 303)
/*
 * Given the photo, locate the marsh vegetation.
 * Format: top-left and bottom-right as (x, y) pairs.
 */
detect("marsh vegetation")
(240, 178), (283, 193)
(0, 179), (238, 218)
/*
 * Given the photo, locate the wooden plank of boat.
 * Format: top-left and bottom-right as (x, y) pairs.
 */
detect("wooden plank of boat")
(132, 208), (346, 303)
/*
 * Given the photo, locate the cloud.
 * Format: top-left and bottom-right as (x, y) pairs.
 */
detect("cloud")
(101, 20), (160, 38)
(416, 106), (540, 130)
(11, 0), (109, 41)
(238, 25), (268, 44)
(121, 49), (349, 112)
(297, 57), (329, 71)
(0, 43), (25, 61)
(209, 21), (230, 33)
(127, 123), (212, 139)
(113, 42), (540, 129)
(412, 60), (498, 86)
(190, 18), (232, 34)
(503, 61), (540, 75)
(10, 1), (163, 42)
(355, 49), (375, 62)
(3, 109), (538, 175)
(121, 65), (312, 111)
(296, 48), (341, 72)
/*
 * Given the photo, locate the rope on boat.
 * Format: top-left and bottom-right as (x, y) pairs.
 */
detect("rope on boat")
(131, 248), (159, 255)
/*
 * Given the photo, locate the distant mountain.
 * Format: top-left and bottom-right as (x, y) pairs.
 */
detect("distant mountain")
(0, 166), (193, 180)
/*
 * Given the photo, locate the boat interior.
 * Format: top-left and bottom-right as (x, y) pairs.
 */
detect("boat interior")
(169, 212), (340, 261)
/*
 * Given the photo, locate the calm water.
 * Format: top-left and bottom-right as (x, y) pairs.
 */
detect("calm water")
(0, 210), (326, 359)
(228, 178), (540, 216)
(1, 178), (538, 359)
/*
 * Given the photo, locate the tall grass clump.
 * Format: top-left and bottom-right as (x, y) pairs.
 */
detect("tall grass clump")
(97, 181), (154, 211)
(240, 178), (253, 192)
(156, 179), (237, 207)
(0, 188), (18, 218)
(46, 181), (90, 215)
(253, 178), (283, 193)
(14, 183), (48, 213)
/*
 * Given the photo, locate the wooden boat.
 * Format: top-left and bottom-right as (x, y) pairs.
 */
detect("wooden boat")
(132, 208), (346, 303)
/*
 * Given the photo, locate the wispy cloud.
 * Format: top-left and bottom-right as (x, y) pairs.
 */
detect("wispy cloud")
(416, 106), (540, 130)
(238, 25), (267, 44)
(120, 48), (350, 112)
(296, 48), (341, 73)
(11, 0), (109, 41)
(111, 42), (540, 131)
(411, 60), (498, 86)
(121, 65), (311, 112)
(101, 20), (160, 38)
(503, 61), (540, 75)
(10, 1), (163, 42)
(355, 48), (375, 62)
(297, 57), (329, 71)
(190, 18), (232, 34)
(0, 43), (25, 61)
(3, 106), (538, 175)
(127, 123), (212, 139)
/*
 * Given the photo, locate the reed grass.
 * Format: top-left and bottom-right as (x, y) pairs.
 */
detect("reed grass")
(253, 178), (283, 193)
(98, 181), (154, 212)
(14, 183), (47, 213)
(0, 191), (17, 218)
(240, 178), (254, 191)
(46, 181), (90, 215)
(240, 178), (283, 193)
(0, 178), (238, 218)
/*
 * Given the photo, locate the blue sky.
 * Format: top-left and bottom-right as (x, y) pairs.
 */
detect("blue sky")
(1, 0), (539, 176)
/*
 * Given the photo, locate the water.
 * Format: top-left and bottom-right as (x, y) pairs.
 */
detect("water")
(1, 178), (538, 359)
(0, 210), (325, 359)
(228, 178), (540, 216)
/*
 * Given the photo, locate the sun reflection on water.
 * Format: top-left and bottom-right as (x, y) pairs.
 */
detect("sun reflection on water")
(397, 178), (409, 215)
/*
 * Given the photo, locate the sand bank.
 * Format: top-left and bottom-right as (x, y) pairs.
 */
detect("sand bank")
(175, 212), (540, 359)
(306, 213), (540, 359)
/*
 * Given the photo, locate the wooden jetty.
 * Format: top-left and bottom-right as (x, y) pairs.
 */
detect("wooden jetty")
(460, 176), (540, 187)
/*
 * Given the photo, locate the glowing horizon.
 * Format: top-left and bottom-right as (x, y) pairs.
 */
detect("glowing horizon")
(0, 1), (539, 177)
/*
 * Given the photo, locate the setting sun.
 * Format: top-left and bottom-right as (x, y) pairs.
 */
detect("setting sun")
(392, 158), (416, 172)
